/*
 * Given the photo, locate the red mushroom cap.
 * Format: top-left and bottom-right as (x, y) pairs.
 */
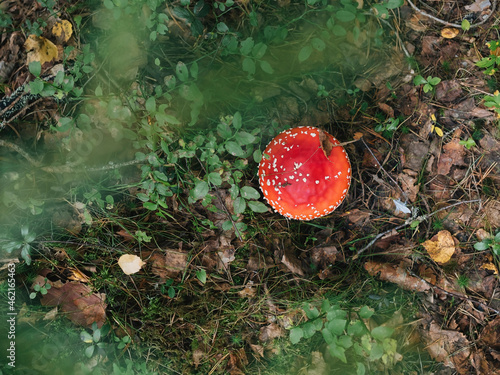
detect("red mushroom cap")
(258, 126), (351, 220)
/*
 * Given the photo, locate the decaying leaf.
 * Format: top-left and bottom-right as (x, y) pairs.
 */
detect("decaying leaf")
(281, 249), (305, 276)
(52, 20), (73, 42)
(151, 249), (188, 279)
(25, 35), (58, 65)
(420, 319), (471, 372)
(422, 230), (456, 264)
(259, 322), (284, 342)
(436, 138), (466, 175)
(441, 28), (459, 39)
(36, 275), (107, 328)
(480, 262), (498, 274)
(364, 261), (431, 292)
(118, 254), (145, 275)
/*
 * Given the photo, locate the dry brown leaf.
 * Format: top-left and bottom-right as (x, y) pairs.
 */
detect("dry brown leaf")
(364, 261), (431, 292)
(24, 35), (58, 65)
(436, 138), (466, 175)
(281, 250), (305, 276)
(43, 307), (58, 321)
(118, 254), (145, 275)
(238, 281), (257, 298)
(38, 277), (107, 328)
(420, 320), (471, 372)
(259, 322), (284, 342)
(422, 230), (456, 264)
(441, 28), (459, 39)
(52, 20), (73, 42)
(151, 250), (188, 279)
(67, 267), (90, 282)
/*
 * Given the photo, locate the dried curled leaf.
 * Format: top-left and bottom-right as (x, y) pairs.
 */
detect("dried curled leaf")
(25, 35), (58, 65)
(422, 230), (456, 264)
(118, 254), (145, 275)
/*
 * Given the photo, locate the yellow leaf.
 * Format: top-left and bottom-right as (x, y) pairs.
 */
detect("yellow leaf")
(52, 20), (73, 42)
(422, 230), (456, 264)
(441, 28), (459, 39)
(118, 254), (145, 275)
(24, 35), (58, 65)
(431, 125), (444, 137)
(481, 263), (498, 274)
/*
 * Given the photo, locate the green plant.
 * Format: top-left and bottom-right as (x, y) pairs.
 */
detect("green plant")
(476, 40), (500, 75)
(114, 335), (131, 350)
(483, 90), (500, 120)
(413, 75), (441, 94)
(290, 301), (400, 374)
(456, 274), (469, 289)
(375, 117), (400, 138)
(80, 322), (107, 358)
(459, 137), (476, 149)
(1, 225), (36, 264)
(30, 277), (51, 299)
(474, 231), (500, 256)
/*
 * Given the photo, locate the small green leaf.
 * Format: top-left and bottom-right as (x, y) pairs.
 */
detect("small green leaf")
(252, 42), (268, 59)
(190, 61), (199, 79)
(242, 57), (256, 75)
(85, 345), (95, 358)
(247, 201), (268, 213)
(413, 75), (427, 86)
(225, 141), (245, 157)
(143, 202), (158, 211)
(93, 329), (101, 343)
(217, 22), (229, 33)
(239, 37), (255, 56)
(322, 327), (335, 345)
(222, 220), (233, 231)
(327, 319), (347, 335)
(208, 172), (222, 186)
(303, 322), (317, 339)
(80, 331), (93, 343)
(461, 18), (471, 31)
(329, 343), (347, 363)
(232, 111), (242, 129)
(290, 327), (304, 344)
(145, 96), (156, 113)
(236, 131), (256, 144)
(303, 303), (320, 319)
(474, 241), (490, 251)
(311, 38), (326, 51)
(192, 180), (209, 200)
(259, 60), (274, 74)
(359, 306), (375, 319)
(176, 61), (189, 82)
(29, 61), (41, 77)
(233, 197), (246, 215)
(240, 186), (260, 200)
(356, 362), (366, 375)
(335, 10), (355, 22)
(29, 78), (44, 95)
(298, 45), (313, 62)
(371, 326), (394, 341)
(196, 269), (207, 284)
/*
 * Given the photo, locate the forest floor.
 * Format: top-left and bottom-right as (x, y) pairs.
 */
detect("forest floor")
(1, 0), (500, 374)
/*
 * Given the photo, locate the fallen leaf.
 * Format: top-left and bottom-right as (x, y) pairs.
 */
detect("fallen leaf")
(420, 319), (471, 372)
(151, 250), (188, 279)
(441, 28), (459, 39)
(281, 249), (305, 276)
(52, 20), (73, 42)
(238, 281), (256, 298)
(422, 230), (456, 264)
(117, 254), (145, 275)
(436, 138), (466, 175)
(480, 262), (498, 274)
(38, 277), (107, 328)
(25, 35), (58, 65)
(259, 322), (284, 342)
(43, 307), (58, 321)
(364, 261), (431, 292)
(249, 343), (264, 358)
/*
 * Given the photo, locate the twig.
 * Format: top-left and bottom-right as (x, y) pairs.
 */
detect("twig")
(0, 139), (40, 167)
(360, 137), (408, 202)
(406, 0), (497, 29)
(353, 199), (482, 259)
(408, 270), (500, 315)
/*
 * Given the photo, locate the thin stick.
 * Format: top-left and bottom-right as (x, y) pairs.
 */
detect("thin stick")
(406, 0), (497, 29)
(353, 199), (482, 259)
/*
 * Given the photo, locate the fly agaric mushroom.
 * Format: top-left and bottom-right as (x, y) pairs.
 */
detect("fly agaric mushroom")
(258, 126), (351, 220)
